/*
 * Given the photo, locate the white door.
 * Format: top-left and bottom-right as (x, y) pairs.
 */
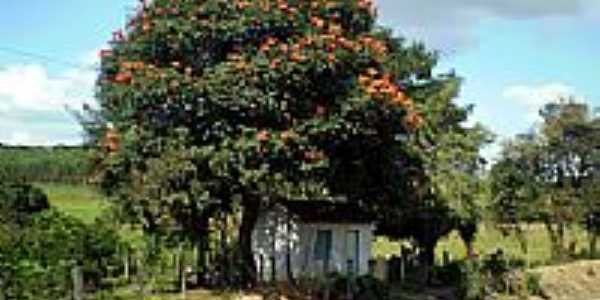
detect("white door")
(345, 230), (360, 275)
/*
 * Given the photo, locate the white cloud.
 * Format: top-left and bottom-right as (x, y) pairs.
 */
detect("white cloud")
(502, 83), (582, 121)
(376, 0), (596, 52)
(0, 64), (95, 112)
(0, 51), (98, 146)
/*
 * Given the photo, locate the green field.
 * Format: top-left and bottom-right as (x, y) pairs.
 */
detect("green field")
(374, 223), (592, 267)
(42, 183), (594, 268)
(37, 183), (109, 222)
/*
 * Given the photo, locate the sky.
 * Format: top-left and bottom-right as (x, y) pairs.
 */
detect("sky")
(1, 1), (599, 160)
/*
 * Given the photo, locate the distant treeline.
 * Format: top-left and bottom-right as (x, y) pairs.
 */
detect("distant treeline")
(0, 146), (93, 184)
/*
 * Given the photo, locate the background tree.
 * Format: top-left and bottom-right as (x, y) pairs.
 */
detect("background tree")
(492, 98), (600, 260)
(490, 135), (540, 265)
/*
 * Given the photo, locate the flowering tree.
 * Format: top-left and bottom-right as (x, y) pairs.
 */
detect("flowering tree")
(90, 0), (481, 285)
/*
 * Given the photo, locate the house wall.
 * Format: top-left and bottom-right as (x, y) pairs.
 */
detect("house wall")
(252, 206), (374, 282)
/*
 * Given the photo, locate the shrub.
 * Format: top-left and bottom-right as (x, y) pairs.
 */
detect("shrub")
(1, 209), (124, 299)
(458, 259), (487, 300)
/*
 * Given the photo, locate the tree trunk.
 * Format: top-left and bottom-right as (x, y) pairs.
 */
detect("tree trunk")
(419, 241), (436, 286)
(193, 209), (212, 287)
(238, 199), (260, 288)
(196, 235), (208, 286)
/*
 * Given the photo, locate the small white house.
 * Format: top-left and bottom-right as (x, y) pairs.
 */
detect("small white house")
(252, 201), (375, 282)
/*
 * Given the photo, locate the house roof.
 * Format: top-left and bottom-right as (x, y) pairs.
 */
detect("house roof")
(280, 200), (376, 224)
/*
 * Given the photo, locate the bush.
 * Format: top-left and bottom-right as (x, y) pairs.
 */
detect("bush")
(458, 260), (487, 300)
(456, 250), (542, 300)
(1, 209), (124, 299)
(525, 272), (543, 297)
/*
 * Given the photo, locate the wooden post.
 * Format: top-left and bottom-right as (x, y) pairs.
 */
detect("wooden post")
(400, 257), (406, 284)
(442, 250), (450, 266)
(72, 266), (83, 300)
(0, 279), (5, 300)
(220, 212), (228, 286)
(179, 244), (187, 299)
(137, 256), (146, 300)
(258, 254), (264, 283)
(271, 256), (276, 283)
(124, 248), (130, 283)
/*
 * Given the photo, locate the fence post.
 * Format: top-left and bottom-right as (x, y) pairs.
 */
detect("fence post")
(124, 248), (130, 283)
(137, 256), (146, 300)
(179, 244), (187, 299)
(72, 265), (83, 300)
(0, 279), (6, 300)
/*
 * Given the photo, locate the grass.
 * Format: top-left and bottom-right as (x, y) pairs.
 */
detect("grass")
(374, 223), (592, 267)
(36, 183), (109, 222)
(436, 223), (590, 266)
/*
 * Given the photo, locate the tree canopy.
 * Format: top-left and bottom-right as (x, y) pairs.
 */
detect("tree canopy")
(90, 0), (489, 284)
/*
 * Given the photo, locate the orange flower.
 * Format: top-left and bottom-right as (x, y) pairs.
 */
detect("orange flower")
(403, 112), (425, 129)
(310, 17), (325, 28)
(392, 92), (408, 105)
(256, 130), (270, 142)
(104, 127), (121, 153)
(114, 72), (133, 84)
(236, 1), (250, 9)
(142, 20), (151, 32)
(259, 43), (271, 53)
(269, 58), (281, 69)
(290, 52), (307, 62)
(327, 53), (336, 63)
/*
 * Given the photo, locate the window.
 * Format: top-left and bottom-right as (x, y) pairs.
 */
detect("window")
(314, 230), (332, 272)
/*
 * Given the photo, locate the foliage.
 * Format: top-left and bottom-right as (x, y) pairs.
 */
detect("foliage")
(85, 0), (488, 285)
(0, 207), (123, 300)
(491, 98), (600, 260)
(0, 146), (92, 184)
(457, 259), (486, 300)
(0, 182), (49, 225)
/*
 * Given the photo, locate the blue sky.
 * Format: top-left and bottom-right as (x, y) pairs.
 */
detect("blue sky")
(1, 1), (599, 160)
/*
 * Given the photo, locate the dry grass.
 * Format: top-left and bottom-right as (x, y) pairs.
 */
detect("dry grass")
(529, 260), (600, 300)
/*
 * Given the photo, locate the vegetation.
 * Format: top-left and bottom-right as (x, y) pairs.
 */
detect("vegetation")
(85, 0), (488, 287)
(0, 146), (91, 184)
(3, 1), (600, 300)
(0, 183), (123, 300)
(491, 99), (600, 261)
